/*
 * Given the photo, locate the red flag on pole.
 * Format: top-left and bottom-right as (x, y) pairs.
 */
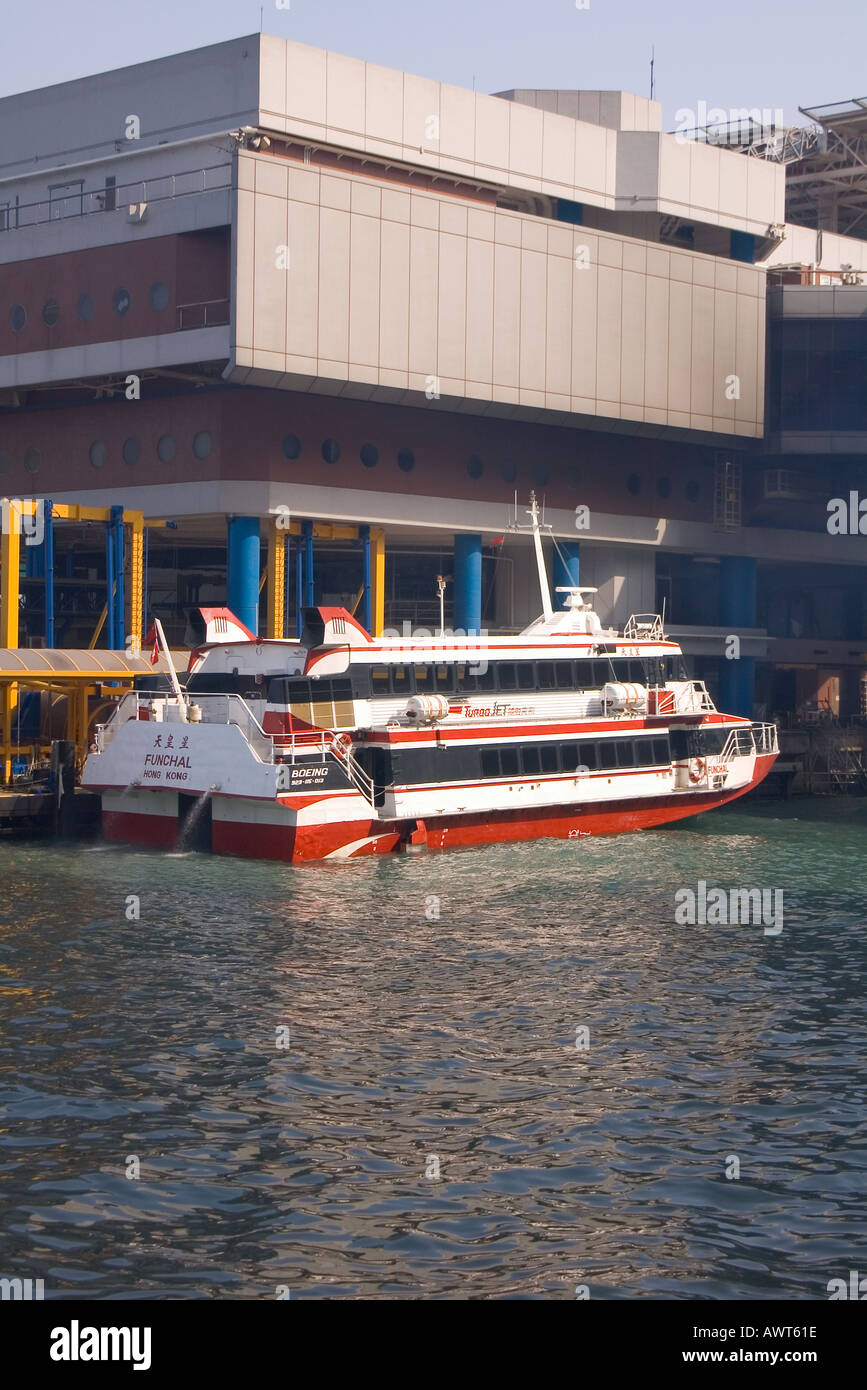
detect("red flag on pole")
(144, 624), (159, 665)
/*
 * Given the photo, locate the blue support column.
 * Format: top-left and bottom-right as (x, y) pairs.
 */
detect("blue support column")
(454, 533), (483, 634)
(44, 500), (55, 647)
(553, 540), (580, 609)
(105, 523), (115, 649)
(111, 504), (125, 650)
(302, 520), (314, 609)
(359, 524), (372, 633)
(718, 555), (757, 717)
(227, 516), (261, 635)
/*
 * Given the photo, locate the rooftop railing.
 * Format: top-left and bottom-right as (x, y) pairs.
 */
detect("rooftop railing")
(1, 163), (233, 233)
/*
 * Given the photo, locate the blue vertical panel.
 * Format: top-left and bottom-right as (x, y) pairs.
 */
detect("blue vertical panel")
(359, 524), (371, 633)
(227, 516), (261, 635)
(718, 555), (757, 716)
(111, 505), (125, 650)
(553, 541), (580, 608)
(730, 230), (756, 263)
(302, 520), (314, 609)
(105, 523), (115, 649)
(44, 500), (55, 647)
(454, 533), (483, 635)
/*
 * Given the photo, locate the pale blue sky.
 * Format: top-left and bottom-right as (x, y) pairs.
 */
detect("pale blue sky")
(0, 0), (862, 128)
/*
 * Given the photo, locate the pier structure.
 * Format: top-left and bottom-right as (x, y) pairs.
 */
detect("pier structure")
(0, 36), (865, 743)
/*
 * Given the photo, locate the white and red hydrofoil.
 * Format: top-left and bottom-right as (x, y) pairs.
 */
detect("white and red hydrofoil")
(82, 502), (778, 863)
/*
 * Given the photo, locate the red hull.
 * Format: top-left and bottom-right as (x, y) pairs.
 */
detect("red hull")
(100, 753), (777, 862)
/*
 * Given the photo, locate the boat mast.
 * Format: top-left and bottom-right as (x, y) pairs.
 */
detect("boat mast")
(528, 492), (553, 621)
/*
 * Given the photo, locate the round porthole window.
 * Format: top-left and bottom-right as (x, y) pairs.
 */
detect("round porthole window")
(149, 282), (169, 311)
(193, 431), (212, 460)
(77, 294), (95, 322)
(112, 287), (131, 316)
(9, 305), (26, 333)
(397, 448), (415, 473)
(685, 479), (700, 502)
(321, 438), (340, 464)
(626, 473), (641, 496)
(282, 434), (301, 460)
(42, 299), (60, 327)
(467, 454), (484, 480)
(533, 463), (549, 487)
(24, 448), (41, 474)
(566, 466), (581, 489)
(157, 435), (176, 463)
(89, 441), (107, 469)
(122, 438), (141, 467)
(656, 476), (671, 499)
(360, 442), (378, 468)
(499, 459), (517, 484)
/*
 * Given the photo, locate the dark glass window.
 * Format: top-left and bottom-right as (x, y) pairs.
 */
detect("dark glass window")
(455, 665), (476, 693)
(77, 294), (94, 322)
(652, 737), (671, 765)
(685, 479), (700, 502)
(42, 299), (60, 326)
(282, 434), (301, 460)
(626, 473), (641, 495)
(122, 437), (140, 466)
(517, 663), (535, 690)
(599, 741), (618, 769)
(656, 476), (671, 499)
(467, 454), (484, 479)
(475, 665), (495, 692)
(499, 459), (517, 483)
(435, 665), (453, 693)
(481, 748), (499, 778)
(322, 438), (340, 464)
(537, 662), (557, 690)
(391, 665), (411, 695)
(371, 666), (391, 695)
(112, 287), (131, 315)
(555, 661), (574, 689)
(497, 662), (517, 690)
(559, 742), (581, 772)
(499, 747), (519, 777)
(149, 282), (168, 311)
(193, 431), (212, 459)
(539, 744), (559, 774)
(360, 442), (378, 468)
(414, 665), (433, 693)
(521, 746), (541, 776)
(533, 464), (549, 486)
(397, 448), (415, 472)
(9, 305), (25, 332)
(578, 742), (598, 771)
(615, 740), (636, 767)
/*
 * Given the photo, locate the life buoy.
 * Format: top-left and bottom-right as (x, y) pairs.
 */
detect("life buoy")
(688, 757), (706, 783)
(330, 732), (352, 761)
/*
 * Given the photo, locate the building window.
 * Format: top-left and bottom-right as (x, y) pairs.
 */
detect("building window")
(112, 287), (131, 316)
(626, 473), (641, 495)
(397, 448), (415, 473)
(685, 480), (700, 502)
(9, 305), (26, 333)
(282, 434), (301, 460)
(657, 476), (671, 499)
(322, 438), (340, 464)
(467, 454), (484, 480)
(89, 442), (107, 469)
(42, 299), (60, 327)
(193, 431), (212, 460)
(149, 282), (169, 311)
(24, 448), (40, 474)
(122, 438), (141, 467)
(157, 435), (176, 463)
(499, 459), (516, 483)
(360, 442), (378, 468)
(533, 463), (549, 486)
(48, 180), (84, 219)
(77, 294), (95, 322)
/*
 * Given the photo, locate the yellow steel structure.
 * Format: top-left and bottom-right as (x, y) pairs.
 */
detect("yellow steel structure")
(262, 518), (386, 639)
(0, 499), (148, 781)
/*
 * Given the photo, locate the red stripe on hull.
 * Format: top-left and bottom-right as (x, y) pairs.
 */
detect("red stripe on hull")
(99, 754), (777, 863)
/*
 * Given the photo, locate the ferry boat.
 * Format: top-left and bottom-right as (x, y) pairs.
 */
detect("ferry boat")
(81, 499), (779, 862)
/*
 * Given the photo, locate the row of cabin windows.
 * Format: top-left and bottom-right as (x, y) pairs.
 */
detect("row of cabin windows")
(380, 735), (672, 787)
(188, 658), (689, 703)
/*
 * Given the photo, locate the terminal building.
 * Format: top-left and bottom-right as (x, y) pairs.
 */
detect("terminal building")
(1, 34), (866, 726)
